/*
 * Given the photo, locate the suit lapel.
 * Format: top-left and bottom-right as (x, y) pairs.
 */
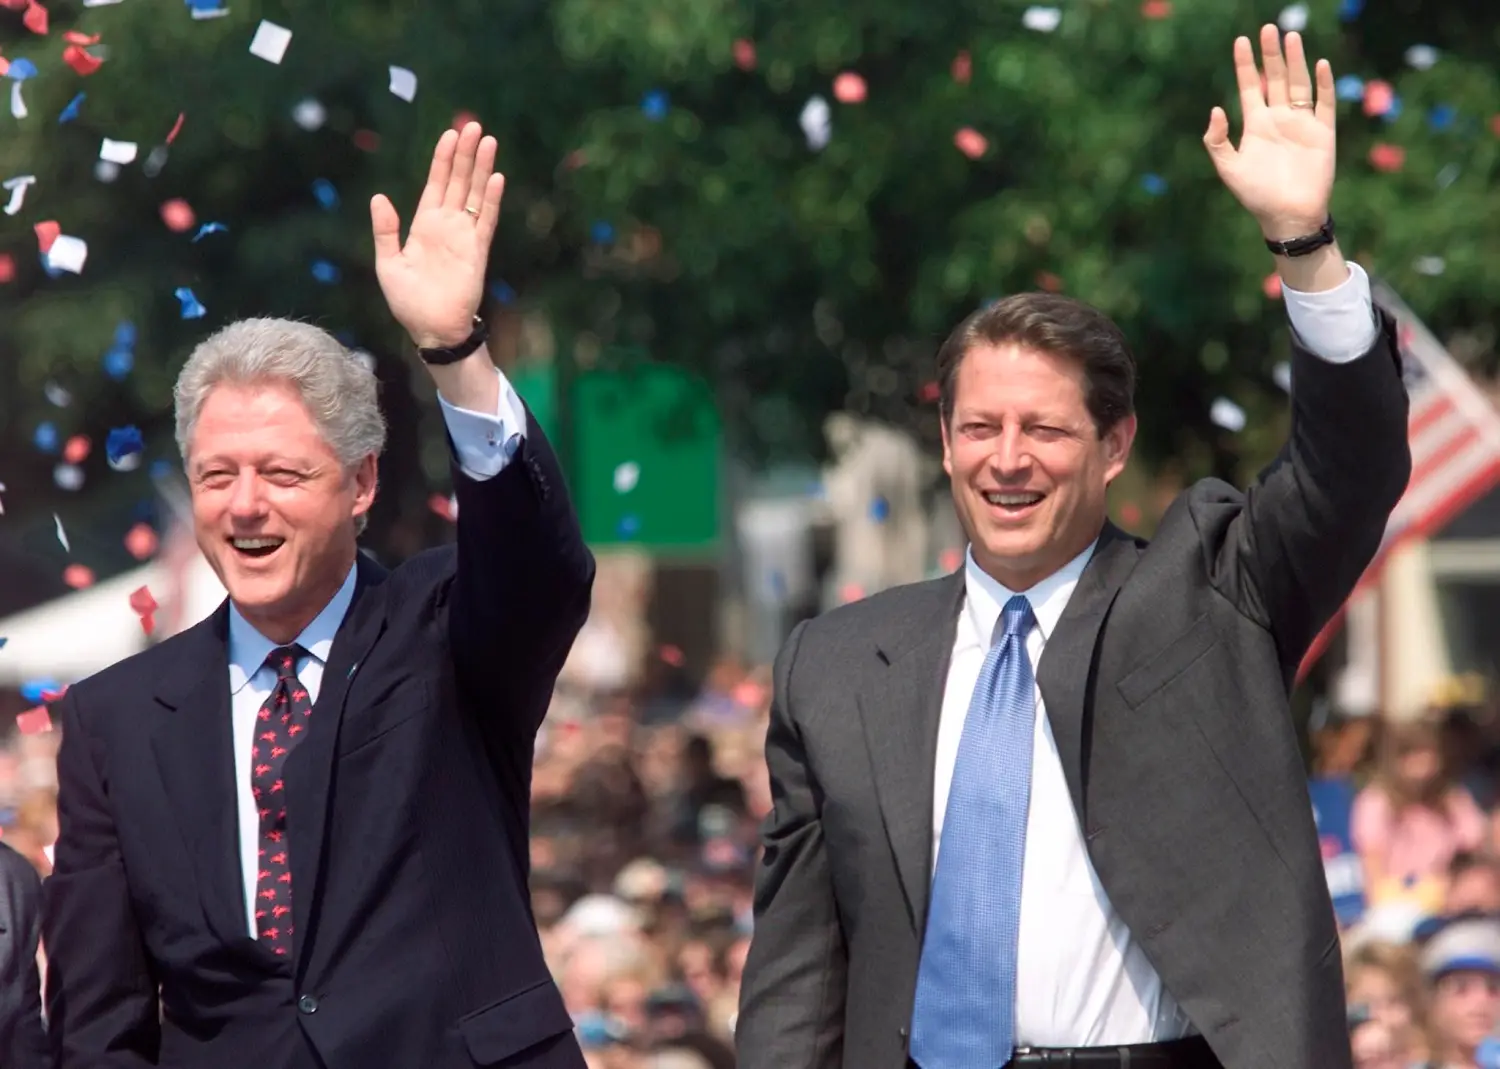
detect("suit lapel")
(284, 553), (390, 978)
(151, 606), (251, 946)
(1036, 523), (1142, 819)
(855, 571), (965, 933)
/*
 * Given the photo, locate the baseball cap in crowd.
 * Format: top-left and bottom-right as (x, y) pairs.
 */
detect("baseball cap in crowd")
(1419, 916), (1500, 981)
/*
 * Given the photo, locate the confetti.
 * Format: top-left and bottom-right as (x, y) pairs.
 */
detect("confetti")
(1210, 397), (1246, 432)
(188, 0), (229, 19)
(54, 463), (83, 491)
(1429, 105), (1456, 131)
(732, 38), (755, 71)
(799, 95), (830, 151)
(428, 492), (456, 522)
(100, 138), (138, 164)
(7, 57), (37, 80)
(1363, 80), (1394, 117)
(103, 321), (136, 379)
(106, 425), (143, 468)
(0, 636), (5, 649)
(35, 221), (60, 254)
(248, 20), (291, 64)
(450, 110), (479, 132)
(63, 30), (100, 46)
(0, 255), (12, 283)
(590, 221), (614, 244)
(311, 178), (339, 209)
(490, 280), (516, 304)
(22, 0), (46, 35)
(1338, 0), (1364, 17)
(310, 260), (340, 284)
(18, 680), (62, 704)
(1037, 271), (1063, 292)
(291, 97), (326, 130)
(166, 112), (185, 143)
(616, 514), (641, 538)
(1263, 273), (1283, 299)
(175, 286), (206, 318)
(95, 160), (120, 184)
(1436, 163), (1460, 189)
(192, 221), (228, 242)
(62, 44), (103, 75)
(658, 645), (685, 667)
(1140, 173), (1167, 195)
(1022, 5), (1061, 31)
(63, 434), (90, 464)
(129, 586), (158, 636)
(641, 89), (668, 121)
(1334, 75), (1364, 102)
(62, 563), (94, 589)
(833, 72), (866, 104)
(58, 91), (84, 122)
(954, 127), (987, 158)
(1141, 0), (1172, 18)
(1405, 44), (1438, 70)
(1414, 256), (1445, 276)
(46, 234), (88, 273)
(612, 461), (640, 493)
(44, 381), (71, 406)
(160, 199), (195, 232)
(143, 146), (169, 176)
(952, 50), (972, 84)
(124, 522), (158, 560)
(1273, 362), (1292, 392)
(869, 496), (890, 522)
(16, 708), (52, 736)
(1277, 3), (1308, 31)
(34, 422), (58, 452)
(12, 81), (28, 119)
(53, 512), (70, 552)
(839, 582), (865, 604)
(3, 174), (36, 215)
(388, 65), (417, 102)
(1369, 143), (1405, 172)
(352, 129), (380, 152)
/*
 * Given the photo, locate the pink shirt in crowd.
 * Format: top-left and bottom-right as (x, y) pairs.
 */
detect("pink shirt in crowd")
(1351, 784), (1487, 886)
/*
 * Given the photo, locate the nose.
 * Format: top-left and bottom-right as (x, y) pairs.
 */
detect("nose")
(989, 424), (1031, 480)
(227, 470), (267, 520)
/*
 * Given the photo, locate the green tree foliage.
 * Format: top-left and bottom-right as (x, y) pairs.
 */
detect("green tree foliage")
(0, 0), (1496, 587)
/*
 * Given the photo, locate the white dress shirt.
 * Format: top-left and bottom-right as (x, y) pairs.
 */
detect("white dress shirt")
(226, 366), (526, 936)
(931, 262), (1379, 1046)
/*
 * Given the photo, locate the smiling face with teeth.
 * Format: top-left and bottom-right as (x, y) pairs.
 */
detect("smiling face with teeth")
(187, 380), (378, 643)
(941, 341), (1135, 592)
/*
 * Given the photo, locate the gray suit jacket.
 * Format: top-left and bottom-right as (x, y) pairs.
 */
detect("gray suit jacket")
(737, 312), (1411, 1069)
(0, 841), (47, 1068)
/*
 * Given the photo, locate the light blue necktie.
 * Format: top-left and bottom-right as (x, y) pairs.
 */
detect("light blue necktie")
(910, 594), (1037, 1069)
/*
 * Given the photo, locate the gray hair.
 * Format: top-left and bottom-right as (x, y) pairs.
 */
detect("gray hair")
(174, 318), (387, 531)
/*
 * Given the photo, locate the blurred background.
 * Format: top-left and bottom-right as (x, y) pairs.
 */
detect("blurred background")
(5, 0), (1500, 1066)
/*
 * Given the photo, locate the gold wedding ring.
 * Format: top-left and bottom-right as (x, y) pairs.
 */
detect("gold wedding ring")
(1289, 99), (1315, 109)
(464, 205), (480, 217)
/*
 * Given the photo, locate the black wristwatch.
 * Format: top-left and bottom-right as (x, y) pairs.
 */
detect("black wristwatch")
(414, 315), (488, 365)
(1264, 216), (1336, 258)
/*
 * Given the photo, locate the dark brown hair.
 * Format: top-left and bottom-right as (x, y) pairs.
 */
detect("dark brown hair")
(935, 292), (1137, 434)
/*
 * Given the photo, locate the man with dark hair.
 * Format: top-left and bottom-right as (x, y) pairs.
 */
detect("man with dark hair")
(0, 839), (46, 1067)
(738, 26), (1411, 1069)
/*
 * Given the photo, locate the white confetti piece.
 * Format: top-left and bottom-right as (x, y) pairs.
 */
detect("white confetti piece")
(1436, 163), (1460, 189)
(1405, 44), (1438, 70)
(1272, 362), (1292, 393)
(1277, 3), (1308, 32)
(46, 235), (89, 274)
(3, 175), (36, 216)
(388, 66), (417, 102)
(799, 95), (830, 151)
(82, 0), (125, 6)
(613, 461), (640, 494)
(1414, 256), (1446, 276)
(54, 513), (70, 553)
(249, 20), (292, 64)
(1021, 5), (1062, 31)
(100, 138), (138, 164)
(94, 160), (120, 184)
(11, 82), (28, 120)
(1210, 397), (1246, 432)
(44, 382), (72, 407)
(54, 464), (84, 492)
(292, 98), (326, 131)
(191, 4), (229, 18)
(143, 145), (170, 177)
(0, 481), (5, 514)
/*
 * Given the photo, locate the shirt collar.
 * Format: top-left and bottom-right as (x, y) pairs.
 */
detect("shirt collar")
(227, 560), (358, 694)
(962, 538), (1096, 650)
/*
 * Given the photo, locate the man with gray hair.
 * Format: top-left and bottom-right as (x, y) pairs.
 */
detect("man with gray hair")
(42, 123), (594, 1068)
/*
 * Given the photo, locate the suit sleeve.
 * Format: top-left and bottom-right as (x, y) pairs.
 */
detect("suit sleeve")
(736, 622), (847, 1069)
(43, 692), (161, 1066)
(447, 402), (595, 741)
(0, 847), (48, 1069)
(1199, 296), (1411, 669)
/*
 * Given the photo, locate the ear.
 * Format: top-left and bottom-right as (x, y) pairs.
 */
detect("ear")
(1102, 414), (1136, 484)
(940, 411), (954, 479)
(351, 454), (379, 518)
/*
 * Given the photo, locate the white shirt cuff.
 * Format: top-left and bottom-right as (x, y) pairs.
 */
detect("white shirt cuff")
(437, 367), (529, 481)
(1282, 261), (1380, 365)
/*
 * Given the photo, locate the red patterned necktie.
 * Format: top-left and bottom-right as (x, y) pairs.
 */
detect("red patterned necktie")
(251, 643), (313, 956)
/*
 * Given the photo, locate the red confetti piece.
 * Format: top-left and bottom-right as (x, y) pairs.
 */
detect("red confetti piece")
(840, 583), (865, 604)
(833, 72), (866, 104)
(1119, 502), (1143, 527)
(63, 29), (98, 45)
(1263, 273), (1283, 299)
(918, 381), (940, 403)
(63, 434), (90, 464)
(166, 112), (185, 144)
(658, 644), (685, 667)
(939, 548), (963, 572)
(1141, 0), (1172, 17)
(451, 110), (478, 132)
(732, 38), (756, 71)
(954, 127), (987, 158)
(16, 707), (52, 735)
(428, 493), (455, 522)
(732, 680), (766, 708)
(0, 254), (14, 283)
(1369, 143), (1405, 172)
(62, 44), (102, 76)
(63, 563), (94, 589)
(562, 149), (586, 170)
(160, 199), (195, 232)
(0, 56), (10, 77)
(1491, 115), (1500, 137)
(22, 0), (46, 35)
(951, 50), (972, 85)
(124, 522), (158, 561)
(129, 586), (158, 636)
(34, 220), (59, 254)
(1363, 80), (1394, 117)
(352, 129), (380, 152)
(1037, 271), (1063, 292)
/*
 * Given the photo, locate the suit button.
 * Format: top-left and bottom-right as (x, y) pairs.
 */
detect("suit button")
(298, 994), (319, 1015)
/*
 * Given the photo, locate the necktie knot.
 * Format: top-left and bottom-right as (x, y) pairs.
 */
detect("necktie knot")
(998, 595), (1035, 641)
(266, 644), (305, 684)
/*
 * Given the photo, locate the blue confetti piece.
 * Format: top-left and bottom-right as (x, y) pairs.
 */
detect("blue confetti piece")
(185, 0), (226, 12)
(149, 459), (173, 480)
(59, 93), (85, 124)
(489, 280), (516, 304)
(104, 346), (134, 379)
(114, 321), (137, 349)
(1429, 104), (1457, 131)
(616, 514), (640, 537)
(19, 679), (60, 703)
(1140, 173), (1167, 196)
(34, 422), (59, 453)
(869, 496), (890, 522)
(769, 571), (787, 598)
(641, 90), (669, 121)
(0, 637), (6, 650)
(1381, 95), (1402, 123)
(1335, 75), (1364, 102)
(310, 259), (341, 284)
(175, 287), (206, 319)
(39, 251), (64, 279)
(311, 178), (339, 210)
(7, 59), (38, 81)
(106, 425), (144, 466)
(191, 222), (228, 242)
(591, 221), (614, 244)
(1337, 0), (1364, 17)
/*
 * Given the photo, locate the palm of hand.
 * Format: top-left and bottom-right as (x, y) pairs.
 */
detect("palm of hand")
(1220, 109), (1334, 228)
(375, 209), (486, 346)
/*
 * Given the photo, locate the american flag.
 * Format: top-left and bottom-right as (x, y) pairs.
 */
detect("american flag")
(1297, 280), (1500, 679)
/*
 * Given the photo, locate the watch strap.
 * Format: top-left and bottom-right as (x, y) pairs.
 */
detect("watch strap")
(1264, 216), (1336, 259)
(415, 315), (488, 365)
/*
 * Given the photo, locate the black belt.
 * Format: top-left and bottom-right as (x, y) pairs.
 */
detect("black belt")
(1006, 1035), (1217, 1067)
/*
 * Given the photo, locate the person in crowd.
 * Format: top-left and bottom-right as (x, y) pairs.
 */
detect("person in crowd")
(1419, 916), (1500, 1068)
(1345, 941), (1433, 1066)
(1354, 720), (1488, 913)
(1447, 854), (1500, 918)
(42, 122), (593, 1068)
(738, 25), (1409, 1069)
(0, 839), (47, 1068)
